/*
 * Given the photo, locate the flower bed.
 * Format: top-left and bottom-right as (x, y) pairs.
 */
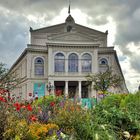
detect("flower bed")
(0, 90), (140, 140)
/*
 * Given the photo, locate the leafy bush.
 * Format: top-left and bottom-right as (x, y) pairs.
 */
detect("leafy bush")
(1, 90), (140, 140)
(92, 92), (140, 139)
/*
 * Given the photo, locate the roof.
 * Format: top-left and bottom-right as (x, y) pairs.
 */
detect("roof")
(9, 46), (47, 73)
(30, 14), (107, 35)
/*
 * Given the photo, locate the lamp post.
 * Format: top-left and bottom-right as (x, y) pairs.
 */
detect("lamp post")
(46, 82), (55, 95)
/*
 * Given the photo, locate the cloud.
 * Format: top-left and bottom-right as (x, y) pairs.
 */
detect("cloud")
(0, 7), (29, 67)
(0, 0), (140, 91)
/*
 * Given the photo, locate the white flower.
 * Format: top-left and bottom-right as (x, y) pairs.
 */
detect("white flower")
(95, 133), (99, 140)
(123, 131), (130, 139)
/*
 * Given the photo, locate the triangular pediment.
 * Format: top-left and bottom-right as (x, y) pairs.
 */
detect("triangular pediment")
(47, 32), (97, 42)
(31, 22), (107, 46)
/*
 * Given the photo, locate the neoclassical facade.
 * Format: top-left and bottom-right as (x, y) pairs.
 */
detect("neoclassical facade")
(9, 14), (128, 100)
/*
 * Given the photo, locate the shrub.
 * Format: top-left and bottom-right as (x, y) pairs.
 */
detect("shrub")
(92, 92), (140, 139)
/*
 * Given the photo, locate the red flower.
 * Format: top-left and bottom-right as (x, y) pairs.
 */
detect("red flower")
(55, 89), (62, 96)
(30, 115), (38, 122)
(13, 102), (20, 107)
(50, 102), (55, 107)
(16, 106), (21, 111)
(0, 96), (6, 102)
(13, 102), (21, 111)
(26, 104), (33, 111)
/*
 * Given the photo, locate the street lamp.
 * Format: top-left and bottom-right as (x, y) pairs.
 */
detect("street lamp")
(46, 82), (55, 95)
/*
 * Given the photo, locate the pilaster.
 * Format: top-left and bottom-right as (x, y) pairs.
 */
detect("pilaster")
(48, 46), (53, 75)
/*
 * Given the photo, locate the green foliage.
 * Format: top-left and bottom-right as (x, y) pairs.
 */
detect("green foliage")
(3, 118), (29, 140)
(86, 68), (122, 94)
(92, 93), (140, 139)
(0, 63), (21, 91)
(1, 90), (140, 139)
(34, 95), (63, 107)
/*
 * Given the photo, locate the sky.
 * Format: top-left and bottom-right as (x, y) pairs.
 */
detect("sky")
(0, 0), (140, 92)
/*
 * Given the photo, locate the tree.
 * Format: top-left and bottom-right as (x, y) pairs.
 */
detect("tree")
(86, 68), (122, 95)
(0, 63), (20, 94)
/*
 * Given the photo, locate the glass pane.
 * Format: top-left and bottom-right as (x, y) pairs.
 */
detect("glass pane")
(35, 66), (44, 75)
(35, 58), (44, 64)
(55, 59), (65, 72)
(68, 53), (78, 72)
(100, 58), (108, 65)
(82, 54), (92, 72)
(55, 53), (65, 72)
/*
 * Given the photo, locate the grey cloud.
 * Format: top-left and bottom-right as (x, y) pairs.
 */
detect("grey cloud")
(130, 55), (140, 73)
(0, 0), (140, 72)
(0, 0), (66, 15)
(0, 10), (29, 67)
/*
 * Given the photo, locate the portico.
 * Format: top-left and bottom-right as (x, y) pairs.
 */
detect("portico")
(54, 80), (94, 98)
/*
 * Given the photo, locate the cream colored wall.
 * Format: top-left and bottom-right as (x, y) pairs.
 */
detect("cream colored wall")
(11, 57), (27, 79)
(98, 53), (128, 93)
(31, 32), (48, 45)
(10, 56), (27, 98)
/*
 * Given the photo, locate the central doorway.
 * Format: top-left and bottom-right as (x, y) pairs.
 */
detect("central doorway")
(54, 81), (65, 96)
(68, 81), (78, 98)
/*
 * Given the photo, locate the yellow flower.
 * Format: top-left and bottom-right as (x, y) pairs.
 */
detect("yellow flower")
(28, 123), (59, 140)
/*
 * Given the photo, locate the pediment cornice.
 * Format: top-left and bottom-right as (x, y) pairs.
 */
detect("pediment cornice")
(47, 32), (98, 42)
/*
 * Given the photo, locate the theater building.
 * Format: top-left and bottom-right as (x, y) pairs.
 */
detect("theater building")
(9, 13), (128, 100)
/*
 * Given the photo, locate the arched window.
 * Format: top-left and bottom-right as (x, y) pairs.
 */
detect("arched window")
(34, 57), (44, 75)
(99, 58), (108, 65)
(55, 53), (65, 72)
(68, 53), (78, 72)
(81, 53), (92, 72)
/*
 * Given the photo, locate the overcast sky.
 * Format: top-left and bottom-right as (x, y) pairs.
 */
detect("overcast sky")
(0, 0), (140, 92)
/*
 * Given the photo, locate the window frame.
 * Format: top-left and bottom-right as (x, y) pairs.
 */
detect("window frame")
(54, 53), (65, 72)
(81, 53), (92, 72)
(99, 58), (108, 65)
(68, 53), (78, 72)
(34, 57), (44, 76)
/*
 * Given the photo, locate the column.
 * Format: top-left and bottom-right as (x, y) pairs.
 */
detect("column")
(65, 81), (68, 97)
(78, 81), (81, 98)
(93, 48), (98, 73)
